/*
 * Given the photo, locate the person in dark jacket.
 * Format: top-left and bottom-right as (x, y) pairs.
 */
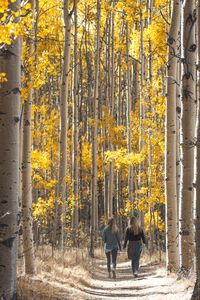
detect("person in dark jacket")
(123, 216), (145, 277)
(102, 217), (121, 279)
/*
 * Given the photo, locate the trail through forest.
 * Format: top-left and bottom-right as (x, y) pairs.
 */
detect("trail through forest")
(72, 259), (193, 300)
(18, 253), (193, 300)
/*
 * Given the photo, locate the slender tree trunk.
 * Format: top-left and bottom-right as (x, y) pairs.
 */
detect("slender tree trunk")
(180, 0), (196, 273)
(192, 2), (200, 298)
(108, 7), (115, 217)
(21, 0), (35, 274)
(54, 0), (71, 248)
(72, 0), (79, 231)
(0, 1), (21, 297)
(117, 51), (122, 231)
(126, 21), (134, 212)
(165, 0), (181, 271)
(90, 0), (100, 257)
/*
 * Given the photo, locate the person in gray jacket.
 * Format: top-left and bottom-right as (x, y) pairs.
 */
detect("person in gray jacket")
(102, 217), (121, 279)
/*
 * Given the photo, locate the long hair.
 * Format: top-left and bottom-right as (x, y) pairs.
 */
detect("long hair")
(129, 216), (140, 235)
(108, 217), (117, 235)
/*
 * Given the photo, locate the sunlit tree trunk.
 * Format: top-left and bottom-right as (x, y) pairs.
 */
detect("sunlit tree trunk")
(54, 0), (72, 248)
(72, 0), (79, 230)
(192, 2), (200, 298)
(21, 0), (35, 274)
(90, 0), (100, 257)
(0, 1), (21, 297)
(138, 0), (144, 217)
(103, 17), (109, 217)
(126, 21), (134, 212)
(108, 6), (115, 217)
(181, 0), (196, 273)
(165, 0), (181, 271)
(116, 51), (122, 231)
(176, 46), (181, 254)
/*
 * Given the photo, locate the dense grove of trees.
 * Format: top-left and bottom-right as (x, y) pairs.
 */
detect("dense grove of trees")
(1, 0), (200, 298)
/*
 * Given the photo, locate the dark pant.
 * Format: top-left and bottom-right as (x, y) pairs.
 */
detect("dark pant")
(131, 258), (139, 273)
(106, 248), (118, 272)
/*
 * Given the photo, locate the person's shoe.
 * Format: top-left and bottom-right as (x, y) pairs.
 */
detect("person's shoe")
(112, 269), (116, 279)
(134, 271), (138, 277)
(108, 272), (111, 278)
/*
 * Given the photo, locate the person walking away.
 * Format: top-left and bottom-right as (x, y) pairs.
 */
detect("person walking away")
(123, 216), (145, 277)
(102, 217), (121, 279)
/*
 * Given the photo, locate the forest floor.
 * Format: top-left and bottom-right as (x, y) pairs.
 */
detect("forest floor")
(17, 247), (194, 300)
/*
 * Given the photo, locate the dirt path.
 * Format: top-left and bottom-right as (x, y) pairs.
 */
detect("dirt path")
(70, 260), (193, 300)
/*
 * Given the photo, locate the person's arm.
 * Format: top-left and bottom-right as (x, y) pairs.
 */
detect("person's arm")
(123, 228), (129, 249)
(141, 229), (145, 244)
(102, 227), (106, 243)
(116, 229), (121, 250)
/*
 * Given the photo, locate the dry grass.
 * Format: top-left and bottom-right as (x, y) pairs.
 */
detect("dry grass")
(17, 246), (194, 300)
(17, 245), (94, 299)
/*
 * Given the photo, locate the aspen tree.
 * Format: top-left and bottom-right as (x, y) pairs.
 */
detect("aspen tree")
(90, 0), (100, 257)
(72, 0), (79, 231)
(108, 6), (115, 217)
(126, 21), (134, 212)
(181, 0), (196, 272)
(0, 0), (21, 296)
(21, 0), (35, 274)
(165, 0), (181, 271)
(54, 0), (72, 247)
(116, 50), (122, 232)
(193, 1), (200, 297)
(103, 17), (110, 217)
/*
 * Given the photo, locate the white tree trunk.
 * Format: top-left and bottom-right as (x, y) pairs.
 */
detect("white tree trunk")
(0, 1), (21, 296)
(165, 0), (181, 271)
(126, 21), (134, 211)
(181, 0), (196, 272)
(90, 0), (100, 257)
(192, 1), (200, 297)
(21, 0), (35, 274)
(55, 0), (72, 248)
(72, 0), (79, 229)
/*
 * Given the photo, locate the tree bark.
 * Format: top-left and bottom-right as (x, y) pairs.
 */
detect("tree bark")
(21, 0), (35, 274)
(165, 0), (181, 271)
(72, 0), (79, 230)
(181, 0), (196, 273)
(90, 0), (100, 257)
(126, 21), (134, 212)
(54, 0), (72, 248)
(0, 1), (21, 297)
(192, 2), (200, 298)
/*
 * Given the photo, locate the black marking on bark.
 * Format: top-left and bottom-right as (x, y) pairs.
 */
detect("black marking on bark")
(167, 36), (175, 45)
(188, 187), (193, 191)
(0, 264), (6, 269)
(183, 88), (193, 100)
(12, 87), (21, 94)
(0, 112), (6, 115)
(180, 230), (190, 236)
(14, 116), (20, 122)
(0, 49), (16, 58)
(0, 224), (8, 227)
(176, 106), (181, 114)
(188, 44), (196, 52)
(25, 119), (30, 126)
(18, 226), (22, 235)
(1, 200), (7, 204)
(5, 87), (21, 96)
(1, 237), (15, 247)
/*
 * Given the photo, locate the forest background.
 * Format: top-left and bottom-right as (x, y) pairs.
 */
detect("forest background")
(1, 0), (200, 299)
